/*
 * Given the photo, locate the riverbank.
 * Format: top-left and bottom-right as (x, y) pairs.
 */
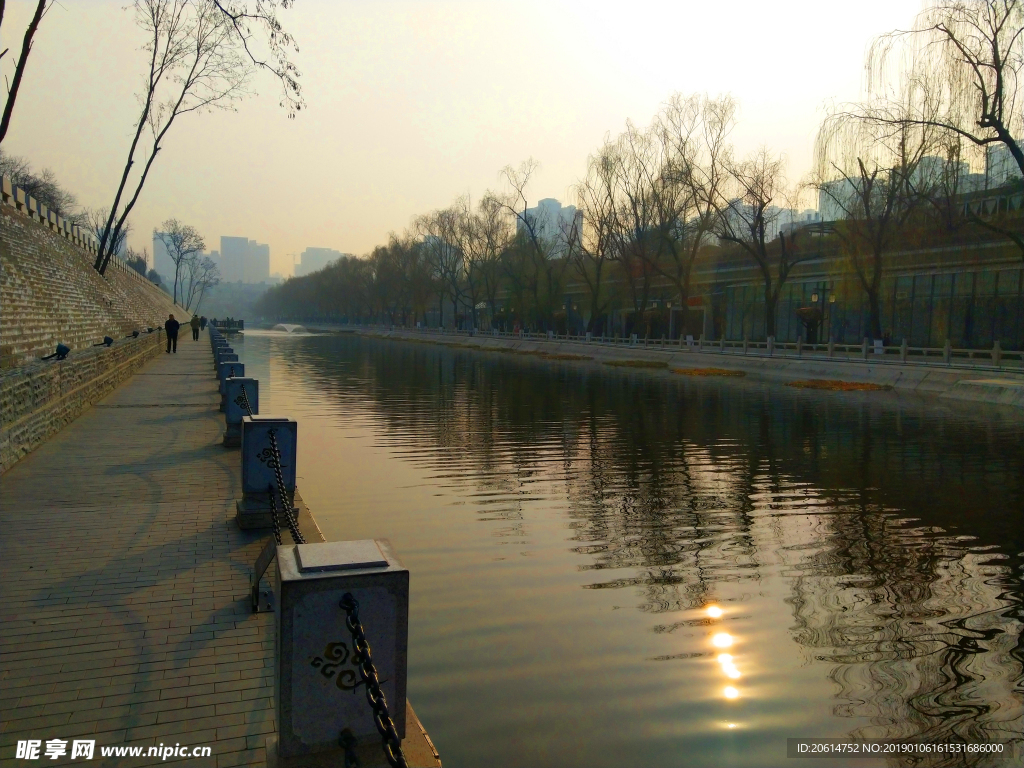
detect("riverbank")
(350, 327), (1024, 409)
(0, 331), (440, 767)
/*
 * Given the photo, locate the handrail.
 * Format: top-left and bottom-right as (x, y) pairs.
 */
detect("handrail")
(328, 322), (1024, 372)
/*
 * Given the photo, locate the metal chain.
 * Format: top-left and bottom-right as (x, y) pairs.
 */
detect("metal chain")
(268, 429), (305, 545)
(238, 383), (254, 417)
(339, 593), (408, 768)
(268, 483), (284, 548)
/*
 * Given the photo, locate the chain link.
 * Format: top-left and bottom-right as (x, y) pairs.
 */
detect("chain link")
(238, 383), (254, 417)
(339, 593), (408, 768)
(267, 429), (304, 544)
(267, 483), (283, 546)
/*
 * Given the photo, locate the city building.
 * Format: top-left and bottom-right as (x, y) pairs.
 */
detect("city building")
(152, 231), (174, 279)
(296, 247), (347, 277)
(517, 198), (582, 256)
(220, 236), (270, 283)
(986, 142), (1024, 189)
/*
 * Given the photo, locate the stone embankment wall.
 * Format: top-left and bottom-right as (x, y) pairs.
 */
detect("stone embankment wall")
(0, 175), (190, 471)
(0, 186), (183, 368)
(358, 328), (1024, 409)
(0, 331), (166, 472)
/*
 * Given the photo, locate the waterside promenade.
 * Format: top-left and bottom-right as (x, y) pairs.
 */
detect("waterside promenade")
(0, 334), (439, 767)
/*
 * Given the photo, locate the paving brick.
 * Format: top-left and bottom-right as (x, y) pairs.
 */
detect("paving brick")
(0, 338), (293, 764)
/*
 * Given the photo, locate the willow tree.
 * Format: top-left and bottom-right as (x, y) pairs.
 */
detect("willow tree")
(95, 0), (302, 275)
(865, 0), (1024, 254)
(814, 106), (938, 340)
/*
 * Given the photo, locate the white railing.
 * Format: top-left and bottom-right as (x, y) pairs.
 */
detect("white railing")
(333, 322), (1024, 373)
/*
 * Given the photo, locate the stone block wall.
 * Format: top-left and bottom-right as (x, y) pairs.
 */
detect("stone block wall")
(0, 330), (165, 472)
(1, 200), (184, 369)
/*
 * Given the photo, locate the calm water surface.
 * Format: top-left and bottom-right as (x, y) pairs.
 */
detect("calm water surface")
(235, 331), (1024, 768)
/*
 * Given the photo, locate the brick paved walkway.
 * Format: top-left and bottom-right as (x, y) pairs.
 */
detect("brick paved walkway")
(0, 333), (273, 767)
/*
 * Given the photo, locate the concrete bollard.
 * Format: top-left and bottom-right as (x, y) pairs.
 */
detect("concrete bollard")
(216, 350), (238, 371)
(585, 331), (592, 343)
(237, 416), (298, 529)
(223, 377), (258, 446)
(767, 336), (775, 356)
(218, 362), (245, 411)
(269, 539), (408, 766)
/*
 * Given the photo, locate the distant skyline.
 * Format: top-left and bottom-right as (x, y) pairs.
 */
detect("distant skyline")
(4, 0), (925, 277)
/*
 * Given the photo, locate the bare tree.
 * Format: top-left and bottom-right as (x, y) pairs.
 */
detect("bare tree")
(569, 142), (619, 334)
(866, 0), (1024, 172)
(653, 94), (736, 325)
(815, 106), (938, 339)
(124, 246), (150, 275)
(608, 123), (660, 336)
(0, 149), (81, 219)
(183, 254), (220, 311)
(475, 193), (514, 327)
(0, 0), (52, 145)
(86, 208), (131, 258)
(499, 159), (573, 331)
(156, 219), (205, 305)
(95, 0), (302, 275)
(716, 149), (809, 339)
(417, 205), (464, 328)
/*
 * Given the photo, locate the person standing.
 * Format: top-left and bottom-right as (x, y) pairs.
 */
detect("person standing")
(199, 316), (207, 330)
(190, 314), (201, 341)
(165, 314), (180, 353)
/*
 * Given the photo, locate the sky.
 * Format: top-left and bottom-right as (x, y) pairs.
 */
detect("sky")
(3, 0), (927, 277)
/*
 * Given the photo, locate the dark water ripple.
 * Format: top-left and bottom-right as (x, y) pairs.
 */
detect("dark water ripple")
(238, 332), (1024, 768)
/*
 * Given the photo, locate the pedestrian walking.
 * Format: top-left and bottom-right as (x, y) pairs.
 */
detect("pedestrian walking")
(165, 314), (180, 353)
(200, 316), (207, 330)
(190, 314), (201, 341)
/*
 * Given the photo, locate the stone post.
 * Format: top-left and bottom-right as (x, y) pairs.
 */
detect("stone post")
(943, 339), (951, 365)
(767, 336), (774, 356)
(993, 340), (1002, 367)
(861, 338), (869, 360)
(827, 337), (834, 358)
(218, 361), (244, 412)
(900, 339), (908, 363)
(796, 337), (803, 356)
(223, 377), (257, 444)
(237, 416), (297, 529)
(269, 539), (408, 766)
(216, 349), (238, 371)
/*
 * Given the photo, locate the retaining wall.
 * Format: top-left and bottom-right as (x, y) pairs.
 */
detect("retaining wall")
(1, 201), (183, 369)
(0, 330), (167, 472)
(359, 328), (1024, 409)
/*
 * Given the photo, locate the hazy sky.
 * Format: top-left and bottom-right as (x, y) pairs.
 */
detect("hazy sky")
(4, 0), (925, 276)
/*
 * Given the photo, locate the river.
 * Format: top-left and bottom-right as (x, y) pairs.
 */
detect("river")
(234, 330), (1024, 768)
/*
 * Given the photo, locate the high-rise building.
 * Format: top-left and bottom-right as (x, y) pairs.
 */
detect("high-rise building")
(296, 247), (347, 276)
(246, 240), (270, 283)
(219, 236), (271, 283)
(517, 198), (582, 256)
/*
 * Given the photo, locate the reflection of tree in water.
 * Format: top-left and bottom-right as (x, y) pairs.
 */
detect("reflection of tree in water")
(786, 508), (1023, 766)
(271, 335), (1024, 757)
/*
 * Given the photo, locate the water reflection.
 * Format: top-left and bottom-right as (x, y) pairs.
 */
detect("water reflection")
(236, 333), (1023, 767)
